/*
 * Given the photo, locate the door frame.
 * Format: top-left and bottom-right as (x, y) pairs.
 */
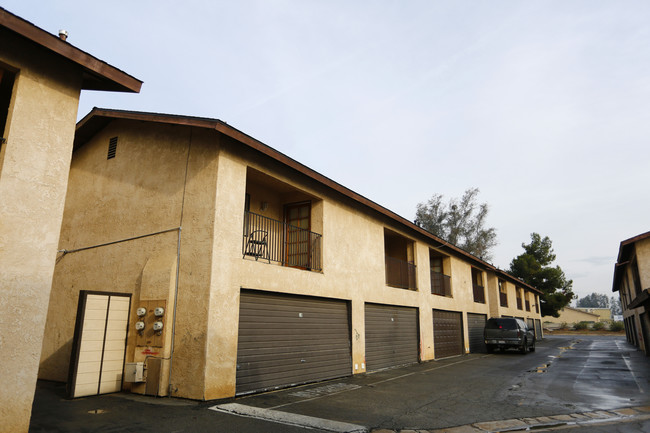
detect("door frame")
(67, 290), (131, 398)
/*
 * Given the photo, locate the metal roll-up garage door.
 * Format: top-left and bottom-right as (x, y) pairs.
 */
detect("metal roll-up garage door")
(236, 291), (352, 395)
(432, 309), (464, 359)
(535, 319), (542, 340)
(467, 313), (487, 353)
(365, 303), (419, 372)
(527, 318), (535, 332)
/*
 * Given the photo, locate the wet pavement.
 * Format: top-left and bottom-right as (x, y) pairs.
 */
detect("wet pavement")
(29, 335), (650, 432)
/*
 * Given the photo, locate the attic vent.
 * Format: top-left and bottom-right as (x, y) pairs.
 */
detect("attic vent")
(107, 136), (118, 159)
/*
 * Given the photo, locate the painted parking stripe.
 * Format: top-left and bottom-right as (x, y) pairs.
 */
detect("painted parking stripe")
(210, 402), (367, 433)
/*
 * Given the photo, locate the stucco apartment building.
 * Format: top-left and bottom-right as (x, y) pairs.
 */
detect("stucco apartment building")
(39, 108), (543, 401)
(0, 9), (141, 432)
(613, 230), (650, 356)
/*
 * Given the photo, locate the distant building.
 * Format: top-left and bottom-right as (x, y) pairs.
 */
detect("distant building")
(613, 230), (650, 356)
(575, 307), (612, 323)
(543, 306), (600, 329)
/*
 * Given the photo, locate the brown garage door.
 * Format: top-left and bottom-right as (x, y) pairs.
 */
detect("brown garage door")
(236, 291), (351, 395)
(535, 319), (543, 340)
(467, 313), (487, 353)
(527, 318), (535, 334)
(433, 309), (464, 358)
(365, 303), (419, 371)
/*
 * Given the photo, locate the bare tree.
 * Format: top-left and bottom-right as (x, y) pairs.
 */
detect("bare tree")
(415, 188), (497, 261)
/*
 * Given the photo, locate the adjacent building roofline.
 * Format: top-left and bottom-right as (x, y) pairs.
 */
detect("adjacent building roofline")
(75, 107), (542, 295)
(561, 306), (601, 318)
(616, 230), (650, 263)
(1, 7), (142, 93)
(612, 230), (650, 292)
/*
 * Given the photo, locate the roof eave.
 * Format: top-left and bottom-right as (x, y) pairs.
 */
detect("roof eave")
(1, 7), (142, 93)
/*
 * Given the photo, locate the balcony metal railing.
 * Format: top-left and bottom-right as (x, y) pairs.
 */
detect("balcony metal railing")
(242, 211), (322, 271)
(516, 298), (523, 310)
(499, 292), (508, 307)
(385, 256), (417, 290)
(473, 283), (485, 303)
(431, 271), (451, 297)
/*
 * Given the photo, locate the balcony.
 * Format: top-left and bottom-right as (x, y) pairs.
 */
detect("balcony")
(385, 256), (417, 290)
(473, 283), (485, 303)
(431, 271), (451, 297)
(242, 211), (322, 271)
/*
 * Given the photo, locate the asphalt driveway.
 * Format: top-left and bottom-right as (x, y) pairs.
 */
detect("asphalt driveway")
(29, 335), (650, 432)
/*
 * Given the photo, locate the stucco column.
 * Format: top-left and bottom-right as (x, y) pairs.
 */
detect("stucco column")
(0, 61), (80, 432)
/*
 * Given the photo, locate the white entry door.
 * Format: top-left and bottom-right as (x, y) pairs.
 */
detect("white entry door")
(67, 291), (131, 398)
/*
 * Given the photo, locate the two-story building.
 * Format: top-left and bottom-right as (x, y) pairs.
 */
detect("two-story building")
(0, 8), (140, 431)
(39, 108), (543, 401)
(613, 230), (650, 355)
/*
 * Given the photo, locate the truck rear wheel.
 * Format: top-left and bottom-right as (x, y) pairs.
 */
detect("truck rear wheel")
(520, 339), (528, 354)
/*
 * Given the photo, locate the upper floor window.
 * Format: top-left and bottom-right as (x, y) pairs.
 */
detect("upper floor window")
(498, 279), (508, 307)
(384, 229), (417, 290)
(471, 268), (485, 303)
(0, 66), (17, 168)
(430, 251), (451, 297)
(631, 258), (642, 298)
(535, 294), (539, 313)
(516, 288), (523, 310)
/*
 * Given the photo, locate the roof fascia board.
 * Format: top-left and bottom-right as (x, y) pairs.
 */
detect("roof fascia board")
(1, 7), (141, 93)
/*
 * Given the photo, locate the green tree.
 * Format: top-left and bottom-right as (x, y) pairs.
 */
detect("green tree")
(576, 293), (609, 308)
(415, 188), (497, 261)
(610, 296), (622, 316)
(508, 233), (574, 317)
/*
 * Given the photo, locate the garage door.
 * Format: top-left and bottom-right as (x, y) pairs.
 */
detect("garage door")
(67, 291), (131, 398)
(432, 309), (464, 359)
(467, 313), (487, 353)
(365, 303), (418, 371)
(535, 319), (543, 340)
(527, 318), (535, 333)
(236, 291), (351, 395)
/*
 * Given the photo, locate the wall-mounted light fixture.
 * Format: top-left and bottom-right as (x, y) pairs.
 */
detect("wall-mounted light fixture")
(260, 201), (268, 211)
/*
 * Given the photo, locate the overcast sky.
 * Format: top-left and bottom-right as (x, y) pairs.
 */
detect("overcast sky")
(7, 1), (649, 302)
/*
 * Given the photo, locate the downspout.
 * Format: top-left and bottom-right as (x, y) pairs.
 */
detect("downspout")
(168, 128), (193, 396)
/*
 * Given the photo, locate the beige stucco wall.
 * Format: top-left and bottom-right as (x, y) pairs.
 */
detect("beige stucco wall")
(41, 121), (221, 400)
(636, 238), (650, 291)
(0, 30), (83, 433)
(487, 279), (540, 323)
(45, 119), (542, 402)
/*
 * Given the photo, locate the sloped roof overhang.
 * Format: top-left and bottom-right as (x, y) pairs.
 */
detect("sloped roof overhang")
(612, 230), (650, 292)
(1, 7), (141, 93)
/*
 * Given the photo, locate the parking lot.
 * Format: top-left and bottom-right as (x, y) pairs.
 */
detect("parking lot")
(29, 335), (650, 432)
